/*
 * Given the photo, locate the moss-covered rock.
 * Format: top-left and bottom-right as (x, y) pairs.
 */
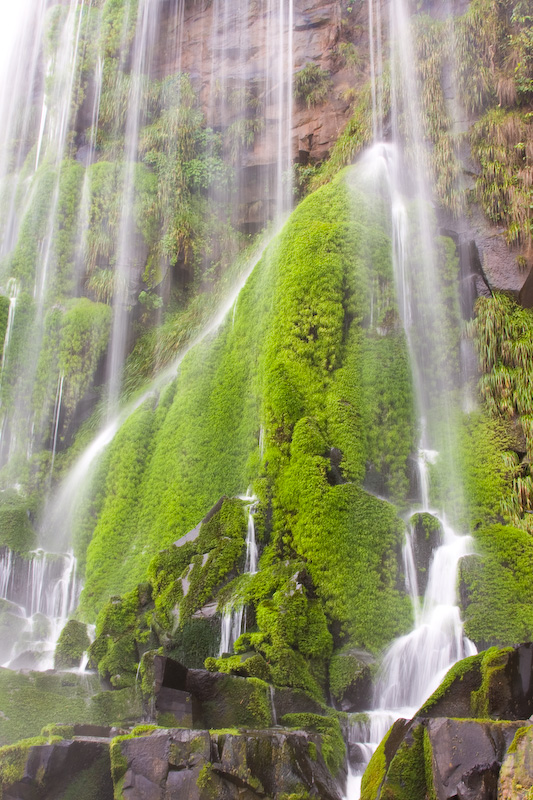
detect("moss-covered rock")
(0, 492), (36, 553)
(55, 620), (91, 669)
(329, 648), (375, 712)
(458, 524), (533, 648)
(280, 713), (345, 777)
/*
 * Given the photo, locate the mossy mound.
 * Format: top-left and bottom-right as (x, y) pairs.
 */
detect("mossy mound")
(458, 523), (533, 648)
(54, 620), (91, 669)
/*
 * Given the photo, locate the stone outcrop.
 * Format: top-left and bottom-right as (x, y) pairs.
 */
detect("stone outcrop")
(1, 727), (344, 800)
(361, 644), (533, 800)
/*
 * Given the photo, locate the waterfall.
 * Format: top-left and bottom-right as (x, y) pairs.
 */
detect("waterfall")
(344, 2), (475, 796)
(0, 0), (296, 670)
(0, 548), (80, 670)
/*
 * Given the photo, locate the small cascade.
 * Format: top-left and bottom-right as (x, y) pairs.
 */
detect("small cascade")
(49, 373), (65, 476)
(219, 605), (245, 657)
(344, 510), (476, 797)
(0, 548), (80, 670)
(218, 493), (259, 655)
(0, 278), (18, 379)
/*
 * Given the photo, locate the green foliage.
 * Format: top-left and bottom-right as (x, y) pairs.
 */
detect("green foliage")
(470, 294), (533, 528)
(460, 524), (533, 645)
(471, 109), (533, 247)
(310, 87), (373, 189)
(280, 713), (345, 777)
(294, 64), (333, 108)
(54, 619), (90, 669)
(0, 490), (35, 553)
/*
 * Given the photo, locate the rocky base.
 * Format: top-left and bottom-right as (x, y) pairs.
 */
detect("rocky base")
(361, 643), (533, 800)
(2, 727), (344, 800)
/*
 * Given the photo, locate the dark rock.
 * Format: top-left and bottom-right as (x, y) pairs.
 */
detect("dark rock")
(409, 512), (443, 595)
(271, 685), (325, 720)
(4, 739), (113, 800)
(330, 649), (376, 712)
(115, 728), (342, 800)
(426, 718), (525, 800)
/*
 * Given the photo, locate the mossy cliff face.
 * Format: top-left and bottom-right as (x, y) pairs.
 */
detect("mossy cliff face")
(73, 168), (417, 703)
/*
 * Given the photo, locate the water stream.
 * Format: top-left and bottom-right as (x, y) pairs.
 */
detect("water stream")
(343, 1), (474, 794)
(219, 493), (258, 656)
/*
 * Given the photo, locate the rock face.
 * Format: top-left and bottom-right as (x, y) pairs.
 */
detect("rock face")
(117, 728), (343, 800)
(409, 513), (443, 595)
(1, 728), (343, 800)
(4, 737), (113, 800)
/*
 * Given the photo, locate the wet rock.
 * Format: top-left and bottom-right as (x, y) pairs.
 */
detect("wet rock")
(4, 738), (113, 800)
(498, 725), (533, 799)
(115, 728), (342, 800)
(426, 718), (525, 800)
(329, 649), (375, 712)
(409, 512), (443, 595)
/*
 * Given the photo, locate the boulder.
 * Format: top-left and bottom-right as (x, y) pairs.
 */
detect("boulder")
(3, 738), (113, 800)
(329, 649), (376, 712)
(498, 725), (533, 799)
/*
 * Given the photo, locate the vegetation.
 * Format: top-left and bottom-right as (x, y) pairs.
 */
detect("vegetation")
(294, 64), (333, 108)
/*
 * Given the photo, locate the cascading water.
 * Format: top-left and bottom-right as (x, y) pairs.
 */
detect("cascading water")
(0, 0), (295, 671)
(344, 1), (475, 796)
(219, 492), (258, 656)
(0, 548), (79, 670)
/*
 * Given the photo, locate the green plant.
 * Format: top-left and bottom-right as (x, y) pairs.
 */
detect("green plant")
(294, 64), (332, 108)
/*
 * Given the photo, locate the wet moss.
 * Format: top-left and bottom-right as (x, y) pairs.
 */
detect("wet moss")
(280, 713), (345, 777)
(54, 620), (91, 669)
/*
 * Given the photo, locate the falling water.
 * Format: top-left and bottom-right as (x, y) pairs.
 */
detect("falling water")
(0, 0), (297, 673)
(0, 548), (79, 670)
(344, 1), (475, 795)
(218, 493), (258, 656)
(0, 278), (18, 378)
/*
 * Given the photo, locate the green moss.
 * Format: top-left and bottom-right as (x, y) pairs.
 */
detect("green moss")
(280, 713), (345, 777)
(379, 724), (427, 800)
(200, 675), (272, 730)
(422, 728), (437, 800)
(0, 736), (54, 794)
(329, 649), (372, 705)
(418, 653), (483, 714)
(460, 524), (533, 646)
(0, 296), (10, 361)
(360, 727), (390, 800)
(50, 753), (113, 800)
(54, 620), (90, 669)
(471, 646), (514, 717)
(0, 491), (35, 553)
(0, 669), (99, 746)
(109, 736), (129, 800)
(507, 724), (530, 754)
